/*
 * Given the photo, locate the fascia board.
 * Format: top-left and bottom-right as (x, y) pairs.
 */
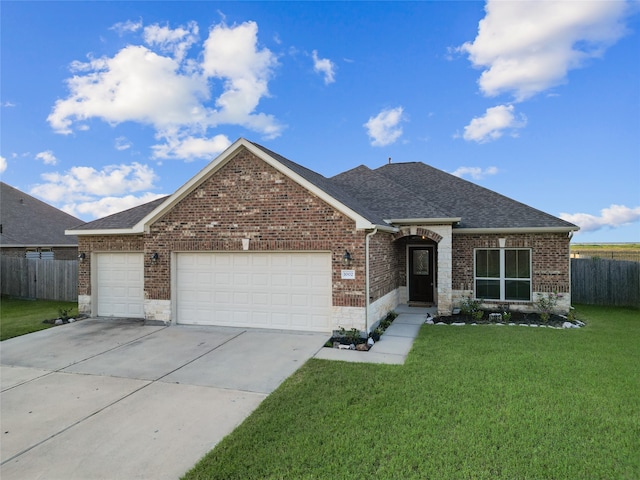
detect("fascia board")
(386, 217), (462, 225)
(66, 228), (143, 236)
(454, 226), (580, 235)
(1, 243), (79, 247)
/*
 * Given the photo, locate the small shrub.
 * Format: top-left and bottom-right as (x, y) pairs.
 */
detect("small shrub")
(535, 292), (562, 323)
(460, 296), (483, 321)
(501, 311), (512, 323)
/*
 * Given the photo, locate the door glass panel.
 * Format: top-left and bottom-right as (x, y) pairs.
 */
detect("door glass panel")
(413, 250), (430, 275)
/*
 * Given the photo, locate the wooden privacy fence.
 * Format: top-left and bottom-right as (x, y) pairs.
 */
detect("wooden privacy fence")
(571, 258), (640, 308)
(0, 257), (78, 302)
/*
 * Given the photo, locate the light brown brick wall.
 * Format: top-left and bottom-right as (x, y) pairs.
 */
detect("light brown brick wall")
(367, 231), (402, 302)
(452, 232), (571, 293)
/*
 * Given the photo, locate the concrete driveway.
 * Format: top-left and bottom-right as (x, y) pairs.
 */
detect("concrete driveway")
(1, 318), (327, 480)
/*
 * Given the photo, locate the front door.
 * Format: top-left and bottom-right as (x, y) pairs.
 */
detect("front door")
(409, 246), (434, 303)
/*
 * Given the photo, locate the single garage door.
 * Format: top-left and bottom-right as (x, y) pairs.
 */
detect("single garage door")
(96, 253), (144, 318)
(176, 252), (332, 332)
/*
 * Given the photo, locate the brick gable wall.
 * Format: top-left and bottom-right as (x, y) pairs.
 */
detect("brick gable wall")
(144, 147), (367, 307)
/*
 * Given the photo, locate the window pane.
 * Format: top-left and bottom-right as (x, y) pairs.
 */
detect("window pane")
(505, 280), (531, 301)
(476, 250), (500, 277)
(505, 250), (530, 278)
(476, 279), (500, 300)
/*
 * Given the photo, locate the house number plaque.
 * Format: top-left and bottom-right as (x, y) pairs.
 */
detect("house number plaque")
(341, 269), (356, 280)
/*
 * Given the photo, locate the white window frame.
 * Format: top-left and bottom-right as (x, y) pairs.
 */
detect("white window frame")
(474, 248), (532, 302)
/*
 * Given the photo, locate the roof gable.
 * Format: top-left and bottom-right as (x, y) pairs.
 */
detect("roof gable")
(0, 182), (82, 246)
(331, 164), (458, 221)
(69, 138), (390, 236)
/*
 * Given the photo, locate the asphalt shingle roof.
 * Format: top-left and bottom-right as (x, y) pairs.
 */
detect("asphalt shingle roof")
(372, 162), (577, 229)
(0, 182), (82, 246)
(69, 141), (577, 233)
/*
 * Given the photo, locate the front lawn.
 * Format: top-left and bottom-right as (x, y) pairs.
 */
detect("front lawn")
(0, 296), (77, 341)
(184, 305), (640, 480)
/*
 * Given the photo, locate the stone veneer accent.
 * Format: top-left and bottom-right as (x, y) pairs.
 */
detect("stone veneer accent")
(78, 294), (91, 315)
(144, 299), (171, 324)
(368, 288), (401, 331)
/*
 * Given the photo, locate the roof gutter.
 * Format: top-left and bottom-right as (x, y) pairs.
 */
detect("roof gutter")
(65, 228), (144, 236)
(454, 226), (580, 235)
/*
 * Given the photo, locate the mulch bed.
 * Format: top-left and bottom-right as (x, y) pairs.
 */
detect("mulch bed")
(433, 311), (582, 328)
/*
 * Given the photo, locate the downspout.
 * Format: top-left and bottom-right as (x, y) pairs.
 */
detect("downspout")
(365, 227), (378, 333)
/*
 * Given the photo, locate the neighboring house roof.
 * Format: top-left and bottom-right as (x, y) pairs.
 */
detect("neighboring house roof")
(70, 196), (169, 231)
(67, 138), (579, 236)
(0, 182), (82, 247)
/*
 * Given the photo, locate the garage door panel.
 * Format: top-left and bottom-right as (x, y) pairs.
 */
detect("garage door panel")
(177, 252), (331, 331)
(97, 253), (144, 318)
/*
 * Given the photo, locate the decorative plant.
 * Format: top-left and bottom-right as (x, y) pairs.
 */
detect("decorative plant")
(460, 296), (483, 321)
(534, 292), (562, 323)
(58, 307), (71, 320)
(501, 311), (512, 323)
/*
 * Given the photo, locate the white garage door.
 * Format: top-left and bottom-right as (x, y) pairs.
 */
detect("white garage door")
(176, 252), (332, 332)
(96, 253), (144, 318)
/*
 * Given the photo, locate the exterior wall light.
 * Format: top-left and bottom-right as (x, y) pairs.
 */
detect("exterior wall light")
(151, 252), (159, 263)
(78, 253), (86, 262)
(343, 250), (353, 266)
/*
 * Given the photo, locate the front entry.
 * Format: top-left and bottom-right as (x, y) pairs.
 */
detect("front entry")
(408, 246), (435, 303)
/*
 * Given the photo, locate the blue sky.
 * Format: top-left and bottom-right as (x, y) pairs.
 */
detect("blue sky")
(1, 1), (639, 243)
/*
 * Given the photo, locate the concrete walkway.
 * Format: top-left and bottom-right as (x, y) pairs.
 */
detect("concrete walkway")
(314, 305), (435, 364)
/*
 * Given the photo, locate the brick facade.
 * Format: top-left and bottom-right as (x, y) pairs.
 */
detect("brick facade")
(451, 232), (572, 313)
(75, 146), (573, 327)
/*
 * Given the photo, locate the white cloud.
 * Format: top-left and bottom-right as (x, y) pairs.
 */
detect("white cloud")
(2, 101), (16, 108)
(364, 107), (405, 147)
(459, 0), (632, 101)
(311, 50), (336, 84)
(560, 204), (640, 233)
(143, 21), (198, 62)
(110, 19), (143, 35)
(462, 104), (526, 143)
(202, 21), (281, 137)
(30, 162), (157, 204)
(63, 192), (166, 219)
(114, 136), (132, 151)
(47, 20), (282, 161)
(152, 133), (231, 161)
(0, 156), (7, 174)
(451, 166), (498, 180)
(35, 150), (57, 165)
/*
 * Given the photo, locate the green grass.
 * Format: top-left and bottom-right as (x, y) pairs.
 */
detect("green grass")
(183, 305), (640, 480)
(0, 296), (78, 341)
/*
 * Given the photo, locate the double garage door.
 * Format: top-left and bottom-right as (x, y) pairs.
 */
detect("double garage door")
(176, 252), (332, 332)
(95, 252), (332, 331)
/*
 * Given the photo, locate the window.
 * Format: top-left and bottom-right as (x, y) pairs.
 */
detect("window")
(475, 248), (531, 301)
